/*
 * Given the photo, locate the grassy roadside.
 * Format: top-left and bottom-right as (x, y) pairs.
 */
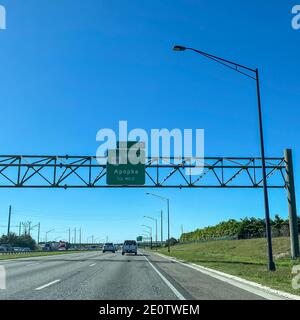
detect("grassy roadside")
(154, 237), (300, 296)
(0, 250), (96, 261)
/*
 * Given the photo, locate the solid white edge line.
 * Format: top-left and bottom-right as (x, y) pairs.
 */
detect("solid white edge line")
(154, 252), (300, 301)
(141, 252), (186, 300)
(35, 279), (61, 291)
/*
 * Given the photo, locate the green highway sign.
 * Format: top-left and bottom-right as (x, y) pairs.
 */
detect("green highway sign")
(136, 236), (143, 242)
(106, 141), (146, 186)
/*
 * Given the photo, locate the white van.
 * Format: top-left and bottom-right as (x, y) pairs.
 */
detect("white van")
(122, 240), (137, 255)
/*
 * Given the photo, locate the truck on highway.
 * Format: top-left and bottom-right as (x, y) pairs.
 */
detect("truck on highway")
(122, 240), (137, 255)
(58, 241), (70, 251)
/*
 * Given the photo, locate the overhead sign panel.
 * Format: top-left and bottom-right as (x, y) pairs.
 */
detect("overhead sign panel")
(106, 141), (146, 186)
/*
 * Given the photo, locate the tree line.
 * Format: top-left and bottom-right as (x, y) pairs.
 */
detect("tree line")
(0, 233), (36, 250)
(180, 215), (300, 243)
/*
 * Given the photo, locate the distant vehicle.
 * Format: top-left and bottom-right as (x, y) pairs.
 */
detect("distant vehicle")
(21, 247), (31, 252)
(13, 247), (22, 252)
(58, 241), (69, 251)
(102, 243), (115, 253)
(122, 240), (137, 255)
(0, 244), (12, 252)
(43, 242), (59, 251)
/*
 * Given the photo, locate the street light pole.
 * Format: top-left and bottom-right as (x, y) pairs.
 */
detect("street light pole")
(142, 231), (152, 248)
(45, 229), (54, 243)
(7, 205), (12, 236)
(255, 69), (275, 271)
(30, 223), (41, 244)
(146, 193), (171, 253)
(79, 228), (82, 247)
(161, 210), (163, 245)
(167, 199), (170, 253)
(142, 225), (152, 249)
(173, 45), (275, 271)
(144, 215), (158, 249)
(37, 223), (40, 245)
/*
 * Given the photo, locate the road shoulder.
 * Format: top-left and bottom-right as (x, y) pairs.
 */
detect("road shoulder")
(151, 251), (300, 300)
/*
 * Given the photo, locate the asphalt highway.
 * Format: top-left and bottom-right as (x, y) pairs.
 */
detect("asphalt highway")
(0, 250), (287, 300)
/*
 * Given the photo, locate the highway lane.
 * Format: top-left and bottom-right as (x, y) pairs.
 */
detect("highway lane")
(0, 250), (284, 300)
(0, 251), (179, 300)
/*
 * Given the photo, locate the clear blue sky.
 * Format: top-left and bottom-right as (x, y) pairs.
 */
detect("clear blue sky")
(0, 0), (299, 243)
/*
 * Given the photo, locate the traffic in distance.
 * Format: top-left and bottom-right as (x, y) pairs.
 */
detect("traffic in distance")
(0, 240), (138, 254)
(102, 240), (137, 255)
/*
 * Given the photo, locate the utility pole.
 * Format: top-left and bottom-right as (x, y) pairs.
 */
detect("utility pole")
(18, 222), (21, 236)
(68, 228), (71, 243)
(79, 228), (82, 246)
(7, 205), (11, 236)
(181, 224), (184, 235)
(74, 228), (77, 245)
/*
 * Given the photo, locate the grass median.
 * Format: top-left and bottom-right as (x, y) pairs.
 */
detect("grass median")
(154, 237), (300, 296)
(0, 250), (98, 260)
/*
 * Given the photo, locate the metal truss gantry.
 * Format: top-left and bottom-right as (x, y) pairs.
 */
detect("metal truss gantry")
(0, 155), (287, 189)
(0, 149), (298, 258)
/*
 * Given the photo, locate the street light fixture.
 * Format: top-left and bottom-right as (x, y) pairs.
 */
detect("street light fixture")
(141, 224), (152, 234)
(146, 193), (170, 253)
(30, 223), (41, 245)
(142, 224), (153, 249)
(144, 215), (158, 249)
(45, 229), (55, 243)
(173, 45), (187, 51)
(86, 235), (94, 244)
(173, 45), (275, 271)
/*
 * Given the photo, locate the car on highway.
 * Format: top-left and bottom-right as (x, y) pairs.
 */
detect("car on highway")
(122, 240), (137, 255)
(102, 243), (115, 253)
(0, 244), (12, 252)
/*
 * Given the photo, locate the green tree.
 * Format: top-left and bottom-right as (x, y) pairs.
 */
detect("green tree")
(0, 232), (36, 250)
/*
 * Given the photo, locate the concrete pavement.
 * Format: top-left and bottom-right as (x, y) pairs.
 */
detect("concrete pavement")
(0, 250), (284, 300)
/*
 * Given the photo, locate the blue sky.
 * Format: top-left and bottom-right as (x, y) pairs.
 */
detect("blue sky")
(0, 0), (299, 243)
